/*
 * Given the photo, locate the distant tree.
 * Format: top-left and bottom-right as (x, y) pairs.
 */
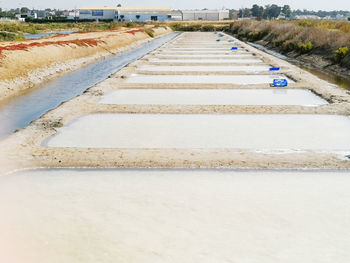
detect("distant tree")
(20, 7), (29, 14)
(251, 4), (263, 17)
(238, 8), (251, 18)
(282, 5), (291, 18)
(117, 4), (122, 7)
(0, 8), (16, 18)
(348, 17), (350, 21)
(263, 4), (281, 19)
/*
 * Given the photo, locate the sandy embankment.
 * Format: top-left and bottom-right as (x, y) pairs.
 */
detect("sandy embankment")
(0, 26), (172, 102)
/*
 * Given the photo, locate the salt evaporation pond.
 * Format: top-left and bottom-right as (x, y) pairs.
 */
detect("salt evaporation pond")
(125, 74), (292, 85)
(139, 65), (270, 72)
(162, 48), (244, 51)
(100, 89), (327, 106)
(156, 51), (247, 54)
(149, 59), (263, 64)
(1, 169), (349, 263)
(46, 114), (350, 150)
(155, 54), (254, 58)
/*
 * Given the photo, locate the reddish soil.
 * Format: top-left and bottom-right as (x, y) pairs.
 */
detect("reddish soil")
(0, 38), (102, 58)
(125, 29), (144, 35)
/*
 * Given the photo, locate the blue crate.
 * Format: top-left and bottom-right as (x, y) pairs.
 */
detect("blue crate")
(269, 67), (280, 71)
(228, 40), (234, 42)
(273, 79), (288, 87)
(231, 47), (238, 50)
(218, 34), (224, 37)
(214, 32), (218, 34)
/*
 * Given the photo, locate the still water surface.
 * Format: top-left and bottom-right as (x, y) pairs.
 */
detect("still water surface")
(0, 33), (178, 140)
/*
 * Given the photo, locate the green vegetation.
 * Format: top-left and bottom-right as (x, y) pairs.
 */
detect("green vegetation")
(335, 47), (349, 62)
(0, 21), (148, 41)
(297, 42), (313, 54)
(145, 29), (154, 38)
(236, 4), (349, 20)
(0, 31), (25, 41)
(170, 22), (229, 32)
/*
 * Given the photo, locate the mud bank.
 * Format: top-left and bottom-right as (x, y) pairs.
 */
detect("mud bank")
(0, 26), (172, 102)
(252, 39), (350, 82)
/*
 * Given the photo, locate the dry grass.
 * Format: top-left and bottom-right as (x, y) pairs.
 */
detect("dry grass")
(231, 20), (350, 53)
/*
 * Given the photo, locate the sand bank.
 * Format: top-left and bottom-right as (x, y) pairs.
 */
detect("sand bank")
(0, 26), (172, 102)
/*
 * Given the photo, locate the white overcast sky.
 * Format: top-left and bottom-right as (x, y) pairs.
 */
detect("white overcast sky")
(1, 0), (349, 11)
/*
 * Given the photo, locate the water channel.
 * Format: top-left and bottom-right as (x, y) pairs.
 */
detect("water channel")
(0, 33), (178, 140)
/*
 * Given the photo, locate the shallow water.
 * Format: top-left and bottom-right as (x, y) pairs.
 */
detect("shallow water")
(125, 74), (292, 85)
(0, 33), (178, 140)
(155, 54), (254, 58)
(99, 89), (327, 106)
(156, 50), (247, 55)
(138, 65), (270, 72)
(24, 31), (74, 39)
(1, 169), (350, 263)
(46, 114), (350, 150)
(149, 58), (263, 64)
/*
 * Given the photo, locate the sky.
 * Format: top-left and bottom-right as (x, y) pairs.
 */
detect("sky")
(0, 0), (349, 11)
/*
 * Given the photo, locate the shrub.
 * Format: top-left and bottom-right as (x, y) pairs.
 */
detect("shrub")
(297, 41), (313, 54)
(145, 29), (154, 38)
(170, 23), (202, 32)
(125, 21), (137, 28)
(282, 40), (297, 52)
(247, 31), (268, 41)
(0, 31), (25, 41)
(201, 24), (214, 32)
(335, 46), (349, 62)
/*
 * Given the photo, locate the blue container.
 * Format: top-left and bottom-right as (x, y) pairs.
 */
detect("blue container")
(231, 47), (238, 50)
(218, 34), (224, 37)
(214, 32), (218, 34)
(228, 40), (234, 42)
(269, 67), (280, 71)
(273, 79), (288, 87)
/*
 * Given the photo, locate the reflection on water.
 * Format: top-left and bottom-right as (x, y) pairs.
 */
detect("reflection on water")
(301, 66), (350, 91)
(0, 33), (178, 140)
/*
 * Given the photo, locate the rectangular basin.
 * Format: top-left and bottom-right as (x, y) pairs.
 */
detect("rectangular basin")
(148, 59), (263, 64)
(138, 65), (270, 72)
(125, 74), (292, 85)
(1, 169), (349, 263)
(154, 54), (254, 58)
(46, 114), (350, 150)
(99, 89), (327, 106)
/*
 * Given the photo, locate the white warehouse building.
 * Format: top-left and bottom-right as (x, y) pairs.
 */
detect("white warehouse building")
(182, 10), (229, 21)
(79, 6), (172, 21)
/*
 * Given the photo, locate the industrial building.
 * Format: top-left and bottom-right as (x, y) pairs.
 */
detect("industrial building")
(181, 10), (229, 21)
(79, 6), (172, 21)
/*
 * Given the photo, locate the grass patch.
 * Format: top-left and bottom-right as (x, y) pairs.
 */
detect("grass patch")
(0, 31), (25, 41)
(335, 46), (349, 62)
(145, 29), (154, 38)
